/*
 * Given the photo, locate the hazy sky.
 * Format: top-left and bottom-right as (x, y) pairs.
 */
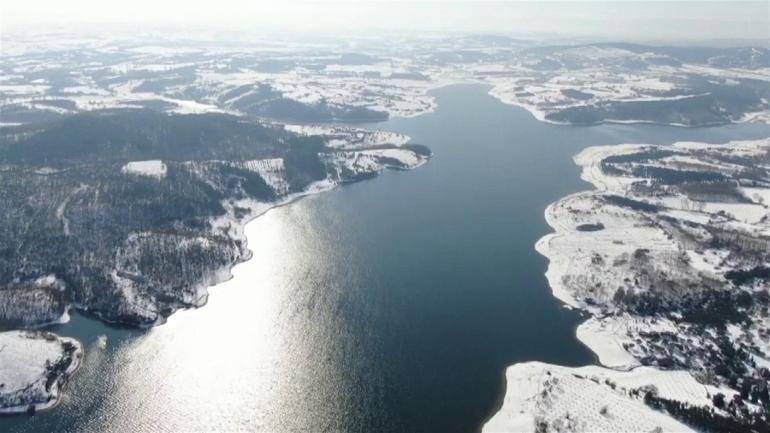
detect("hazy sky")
(2, 1), (768, 42)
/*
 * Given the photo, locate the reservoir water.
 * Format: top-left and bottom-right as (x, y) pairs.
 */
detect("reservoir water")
(4, 84), (770, 433)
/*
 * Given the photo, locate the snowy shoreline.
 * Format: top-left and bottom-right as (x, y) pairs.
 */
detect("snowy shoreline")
(189, 143), (430, 324)
(0, 331), (83, 415)
(486, 84), (767, 129)
(485, 138), (770, 432)
(0, 125), (430, 415)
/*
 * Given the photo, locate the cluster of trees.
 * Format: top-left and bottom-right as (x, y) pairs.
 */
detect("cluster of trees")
(603, 194), (660, 212)
(600, 149), (677, 176)
(547, 74), (770, 127)
(0, 108), (427, 327)
(0, 109), (286, 166)
(0, 160), (250, 326)
(0, 109), (336, 326)
(644, 389), (770, 433)
(227, 83), (389, 123)
(706, 226), (770, 265)
(0, 286), (66, 328)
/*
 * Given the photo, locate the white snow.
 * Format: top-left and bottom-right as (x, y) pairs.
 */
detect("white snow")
(322, 148), (427, 179)
(484, 362), (698, 433)
(0, 331), (82, 414)
(576, 315), (681, 369)
(283, 124), (411, 149)
(121, 160), (167, 179)
(741, 187), (770, 207)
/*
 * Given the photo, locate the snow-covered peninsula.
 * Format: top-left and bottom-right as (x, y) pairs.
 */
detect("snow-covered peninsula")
(486, 138), (770, 432)
(0, 331), (83, 414)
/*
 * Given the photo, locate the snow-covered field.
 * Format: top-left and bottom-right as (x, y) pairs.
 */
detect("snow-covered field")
(0, 331), (83, 414)
(121, 160), (167, 179)
(485, 362), (710, 433)
(485, 359), (744, 433)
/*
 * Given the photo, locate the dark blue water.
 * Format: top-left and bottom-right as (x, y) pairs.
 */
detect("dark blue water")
(4, 84), (770, 433)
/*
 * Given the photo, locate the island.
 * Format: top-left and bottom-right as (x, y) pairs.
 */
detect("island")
(486, 138), (770, 432)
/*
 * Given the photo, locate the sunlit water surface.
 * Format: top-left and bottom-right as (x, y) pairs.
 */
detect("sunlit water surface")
(5, 84), (770, 433)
